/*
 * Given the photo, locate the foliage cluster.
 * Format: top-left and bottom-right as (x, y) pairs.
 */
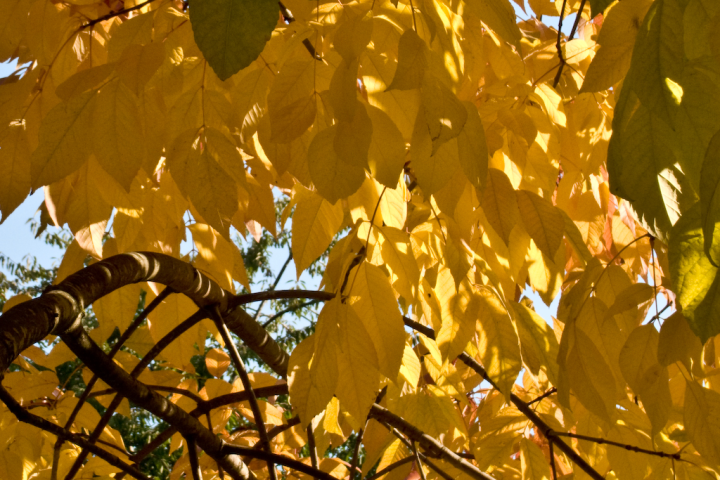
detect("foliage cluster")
(1, 0), (720, 479)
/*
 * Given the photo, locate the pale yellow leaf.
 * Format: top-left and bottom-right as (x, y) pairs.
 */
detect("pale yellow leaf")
(205, 348), (231, 378)
(292, 186), (344, 277)
(335, 302), (381, 423)
(475, 288), (521, 399)
(378, 226), (420, 301)
(366, 105), (406, 189)
(347, 262), (405, 379)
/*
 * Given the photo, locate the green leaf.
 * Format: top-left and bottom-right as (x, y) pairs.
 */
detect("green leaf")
(624, 0), (686, 128)
(700, 130), (720, 265)
(189, 0), (278, 81)
(466, 0), (522, 51)
(588, 0), (615, 17)
(607, 90), (691, 242)
(669, 203), (720, 342)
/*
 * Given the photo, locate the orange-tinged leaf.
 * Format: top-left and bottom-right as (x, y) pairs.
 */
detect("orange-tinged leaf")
(205, 348), (231, 377)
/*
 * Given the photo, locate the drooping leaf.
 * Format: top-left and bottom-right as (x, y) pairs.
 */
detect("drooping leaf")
(189, 0), (278, 80)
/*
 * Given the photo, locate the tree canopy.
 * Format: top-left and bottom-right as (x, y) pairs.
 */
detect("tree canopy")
(1, 0), (720, 478)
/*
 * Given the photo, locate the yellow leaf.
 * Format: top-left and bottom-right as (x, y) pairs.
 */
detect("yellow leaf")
(685, 380), (720, 466)
(472, 430), (517, 471)
(516, 189), (565, 259)
(2, 294), (32, 313)
(205, 348), (231, 377)
(562, 324), (617, 424)
(347, 262), (406, 379)
(147, 292), (202, 371)
(510, 302), (559, 386)
(245, 175), (277, 237)
(475, 288), (521, 399)
(268, 59), (318, 143)
(63, 161), (113, 259)
(308, 125), (366, 204)
(188, 223), (236, 291)
(116, 42), (165, 96)
(398, 342), (421, 388)
(329, 58), (360, 123)
(457, 101), (489, 193)
(436, 268), (478, 365)
(93, 281), (142, 343)
(30, 91), (96, 189)
(619, 324), (672, 435)
(93, 79), (145, 191)
(420, 74), (468, 152)
(519, 438), (551, 480)
(334, 7), (373, 62)
(0, 124), (30, 223)
(374, 438), (412, 480)
(466, 0), (522, 51)
(387, 29), (428, 91)
(482, 168), (521, 244)
(366, 105), (406, 189)
(292, 186), (344, 277)
(166, 129), (238, 239)
(335, 302), (380, 423)
(581, 0), (654, 93)
(335, 103), (373, 170)
(378, 226), (420, 301)
(657, 312), (702, 372)
(606, 425), (655, 479)
(289, 301), (341, 427)
(410, 109), (461, 195)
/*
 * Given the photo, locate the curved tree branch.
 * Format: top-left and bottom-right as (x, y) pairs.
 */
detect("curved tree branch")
(0, 385), (150, 480)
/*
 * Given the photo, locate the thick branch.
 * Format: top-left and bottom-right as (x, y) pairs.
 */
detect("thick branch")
(223, 445), (338, 480)
(61, 326), (253, 480)
(0, 385), (149, 480)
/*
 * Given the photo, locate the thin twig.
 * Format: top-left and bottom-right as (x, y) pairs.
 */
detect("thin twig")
(553, 431), (681, 460)
(549, 440), (557, 480)
(380, 422), (456, 480)
(307, 424), (319, 469)
(253, 250), (293, 321)
(278, 1), (321, 60)
(401, 317), (604, 480)
(210, 306), (277, 480)
(349, 426), (366, 480)
(223, 444), (338, 480)
(527, 387), (557, 406)
(412, 442), (427, 480)
(81, 0), (157, 29)
(262, 300), (320, 328)
(552, 0), (587, 88)
(552, 0), (569, 88)
(364, 456), (414, 480)
(229, 290), (334, 310)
